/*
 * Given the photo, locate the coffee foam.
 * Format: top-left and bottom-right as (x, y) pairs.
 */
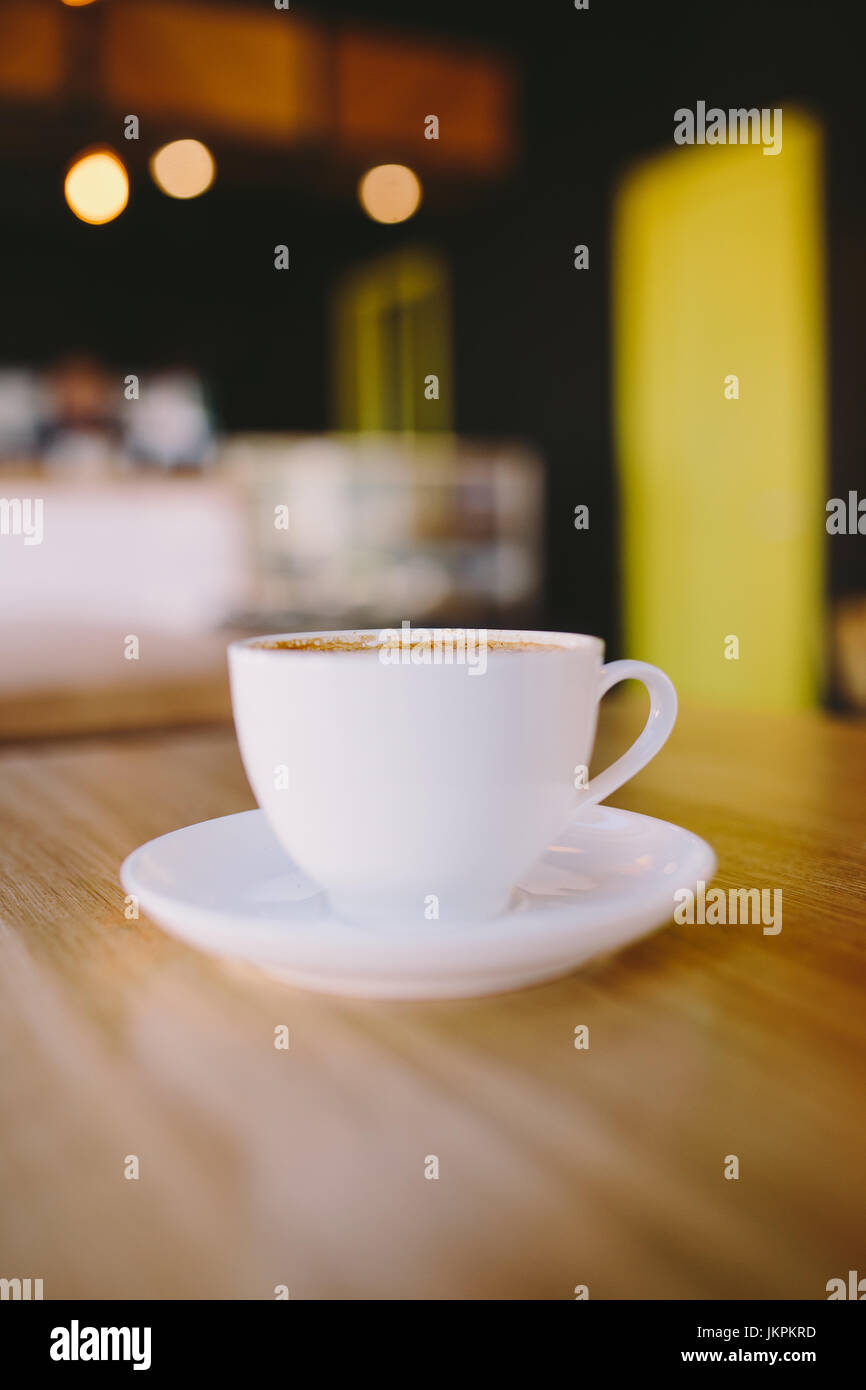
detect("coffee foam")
(249, 634), (573, 654)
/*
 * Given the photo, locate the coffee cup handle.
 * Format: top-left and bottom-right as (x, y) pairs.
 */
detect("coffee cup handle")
(578, 660), (678, 810)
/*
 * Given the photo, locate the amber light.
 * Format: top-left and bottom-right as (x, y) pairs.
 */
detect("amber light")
(150, 140), (216, 200)
(64, 149), (129, 225)
(358, 164), (422, 224)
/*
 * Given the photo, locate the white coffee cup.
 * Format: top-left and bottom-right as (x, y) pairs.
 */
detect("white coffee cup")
(228, 628), (677, 928)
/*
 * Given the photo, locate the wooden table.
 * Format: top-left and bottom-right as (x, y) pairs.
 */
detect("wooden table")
(0, 626), (234, 741)
(1, 698), (864, 1300)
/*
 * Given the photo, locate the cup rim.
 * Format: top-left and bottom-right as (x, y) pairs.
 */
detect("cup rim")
(228, 628), (605, 657)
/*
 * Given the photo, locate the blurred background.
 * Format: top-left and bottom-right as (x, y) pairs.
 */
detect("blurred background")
(0, 0), (863, 739)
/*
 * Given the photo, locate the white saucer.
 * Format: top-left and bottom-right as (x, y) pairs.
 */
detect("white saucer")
(120, 808), (716, 999)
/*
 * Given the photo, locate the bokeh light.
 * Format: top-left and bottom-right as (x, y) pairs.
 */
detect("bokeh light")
(60, 1), (100, 8)
(358, 164), (422, 224)
(150, 140), (216, 200)
(64, 149), (129, 225)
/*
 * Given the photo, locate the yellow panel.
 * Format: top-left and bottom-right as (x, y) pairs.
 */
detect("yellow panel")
(332, 250), (453, 433)
(613, 110), (826, 709)
(103, 1), (328, 143)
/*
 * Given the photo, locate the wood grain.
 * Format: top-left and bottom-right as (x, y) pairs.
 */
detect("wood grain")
(0, 697), (864, 1299)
